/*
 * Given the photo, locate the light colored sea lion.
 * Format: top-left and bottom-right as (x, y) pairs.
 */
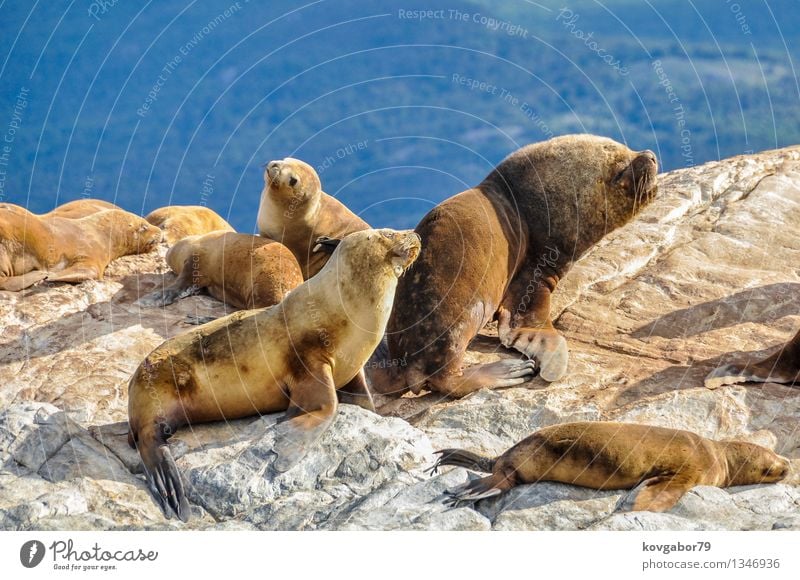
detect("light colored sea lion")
(41, 199), (121, 219)
(126, 228), (421, 521)
(257, 157), (369, 279)
(145, 205), (234, 245)
(369, 134), (658, 397)
(136, 231), (303, 310)
(0, 205), (162, 291)
(705, 328), (800, 389)
(429, 421), (789, 512)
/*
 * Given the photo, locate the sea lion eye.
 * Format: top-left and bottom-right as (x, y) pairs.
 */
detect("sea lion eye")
(289, 176), (298, 187)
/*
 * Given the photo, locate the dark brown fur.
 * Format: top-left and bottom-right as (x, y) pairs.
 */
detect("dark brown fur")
(369, 135), (658, 397)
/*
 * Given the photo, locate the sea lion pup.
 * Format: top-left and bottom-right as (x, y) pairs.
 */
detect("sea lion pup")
(429, 421), (790, 512)
(257, 157), (369, 279)
(126, 228), (421, 521)
(369, 135), (658, 397)
(0, 205), (162, 291)
(41, 199), (121, 219)
(705, 328), (800, 389)
(145, 205), (235, 245)
(136, 231), (303, 309)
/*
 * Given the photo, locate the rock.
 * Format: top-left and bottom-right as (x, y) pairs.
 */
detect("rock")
(2, 148), (800, 530)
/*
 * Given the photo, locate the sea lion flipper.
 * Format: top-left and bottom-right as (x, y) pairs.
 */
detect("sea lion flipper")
(336, 369), (375, 412)
(44, 264), (99, 283)
(500, 326), (568, 383)
(704, 363), (750, 389)
(312, 236), (341, 254)
(616, 475), (694, 513)
(0, 270), (49, 291)
(139, 437), (191, 522)
(272, 365), (338, 473)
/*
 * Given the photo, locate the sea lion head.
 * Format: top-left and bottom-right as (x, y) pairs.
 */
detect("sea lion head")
(322, 228), (421, 280)
(721, 441), (790, 486)
(263, 157), (322, 209)
(98, 210), (162, 254)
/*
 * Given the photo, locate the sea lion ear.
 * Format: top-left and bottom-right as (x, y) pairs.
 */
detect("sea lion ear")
(313, 236), (341, 254)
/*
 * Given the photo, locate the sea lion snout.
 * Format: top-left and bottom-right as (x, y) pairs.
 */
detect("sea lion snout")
(764, 456), (791, 482)
(384, 230), (421, 271)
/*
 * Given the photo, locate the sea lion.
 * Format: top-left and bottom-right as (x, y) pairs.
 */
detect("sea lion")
(429, 421), (789, 512)
(41, 199), (121, 219)
(0, 205), (162, 291)
(369, 134), (658, 397)
(136, 231), (303, 310)
(126, 228), (421, 521)
(705, 328), (800, 389)
(145, 205), (234, 245)
(257, 157), (369, 279)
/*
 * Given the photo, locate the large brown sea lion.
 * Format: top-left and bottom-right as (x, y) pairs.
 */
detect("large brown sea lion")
(430, 421), (789, 512)
(126, 228), (421, 521)
(0, 205), (162, 291)
(136, 231), (303, 310)
(369, 135), (658, 397)
(256, 157), (369, 279)
(145, 205), (234, 245)
(705, 327), (800, 389)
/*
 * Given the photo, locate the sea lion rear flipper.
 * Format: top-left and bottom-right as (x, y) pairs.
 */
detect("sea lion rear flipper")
(336, 369), (375, 412)
(441, 474), (509, 506)
(615, 475), (694, 513)
(137, 426), (191, 522)
(272, 364), (338, 473)
(0, 270), (49, 291)
(45, 264), (100, 283)
(427, 449), (497, 475)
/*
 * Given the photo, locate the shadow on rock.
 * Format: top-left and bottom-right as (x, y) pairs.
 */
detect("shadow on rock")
(630, 283), (800, 340)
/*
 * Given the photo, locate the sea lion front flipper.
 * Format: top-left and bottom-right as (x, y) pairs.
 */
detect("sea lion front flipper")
(704, 363), (752, 389)
(272, 364), (338, 473)
(312, 236), (341, 254)
(498, 290), (569, 382)
(616, 475), (695, 513)
(336, 369), (375, 412)
(136, 263), (203, 308)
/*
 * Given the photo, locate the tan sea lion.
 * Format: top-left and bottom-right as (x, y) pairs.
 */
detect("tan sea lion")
(369, 134), (658, 397)
(0, 205), (162, 291)
(705, 328), (800, 389)
(41, 199), (121, 219)
(136, 231), (303, 310)
(145, 205), (234, 245)
(429, 421), (789, 512)
(126, 228), (421, 521)
(257, 157), (369, 279)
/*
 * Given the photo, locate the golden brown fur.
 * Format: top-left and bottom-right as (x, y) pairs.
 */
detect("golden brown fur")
(257, 157), (369, 279)
(0, 205), (162, 291)
(370, 135), (658, 397)
(127, 228), (421, 521)
(136, 231), (303, 310)
(145, 205), (234, 245)
(431, 421), (789, 512)
(41, 199), (121, 219)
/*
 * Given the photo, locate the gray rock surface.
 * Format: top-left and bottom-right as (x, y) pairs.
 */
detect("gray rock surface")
(2, 147), (800, 530)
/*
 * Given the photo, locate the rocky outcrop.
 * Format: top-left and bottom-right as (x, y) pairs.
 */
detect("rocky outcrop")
(2, 147), (800, 530)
